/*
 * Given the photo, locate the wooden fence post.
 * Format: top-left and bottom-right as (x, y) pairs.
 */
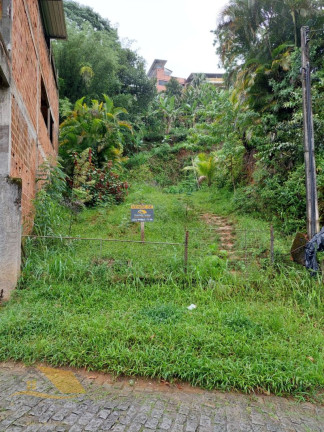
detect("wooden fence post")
(184, 230), (189, 273)
(141, 222), (145, 242)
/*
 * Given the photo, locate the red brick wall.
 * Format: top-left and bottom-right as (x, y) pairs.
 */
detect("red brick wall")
(154, 68), (186, 92)
(10, 97), (37, 232)
(10, 0), (59, 232)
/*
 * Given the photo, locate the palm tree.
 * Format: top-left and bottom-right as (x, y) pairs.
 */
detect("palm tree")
(182, 100), (199, 128)
(60, 94), (132, 167)
(214, 0), (322, 78)
(184, 153), (217, 187)
(214, 0), (324, 110)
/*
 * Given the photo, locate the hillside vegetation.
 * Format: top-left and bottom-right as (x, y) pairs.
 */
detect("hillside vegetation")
(0, 0), (323, 399)
(54, 0), (324, 233)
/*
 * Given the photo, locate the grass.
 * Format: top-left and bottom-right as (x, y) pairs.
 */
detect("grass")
(0, 181), (323, 399)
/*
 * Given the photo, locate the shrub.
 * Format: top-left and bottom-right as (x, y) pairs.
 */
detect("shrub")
(71, 149), (129, 206)
(125, 152), (151, 169)
(168, 127), (189, 143)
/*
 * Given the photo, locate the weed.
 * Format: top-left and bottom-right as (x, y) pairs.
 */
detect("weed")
(1, 185), (323, 397)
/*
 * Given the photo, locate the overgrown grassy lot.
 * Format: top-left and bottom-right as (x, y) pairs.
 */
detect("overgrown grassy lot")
(0, 183), (323, 399)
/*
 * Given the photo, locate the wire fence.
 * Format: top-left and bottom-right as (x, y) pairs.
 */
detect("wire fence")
(22, 222), (300, 279)
(23, 232), (190, 274)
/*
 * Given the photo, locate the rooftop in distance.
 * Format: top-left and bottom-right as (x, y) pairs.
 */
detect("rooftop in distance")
(147, 59), (224, 92)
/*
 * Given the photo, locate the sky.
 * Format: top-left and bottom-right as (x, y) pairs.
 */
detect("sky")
(76, 0), (229, 79)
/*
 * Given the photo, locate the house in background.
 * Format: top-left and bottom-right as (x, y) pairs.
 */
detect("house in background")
(147, 59), (186, 92)
(147, 59), (224, 92)
(186, 72), (224, 87)
(0, 0), (67, 300)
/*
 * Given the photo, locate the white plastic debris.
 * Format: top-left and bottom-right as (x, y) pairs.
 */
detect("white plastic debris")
(187, 304), (197, 310)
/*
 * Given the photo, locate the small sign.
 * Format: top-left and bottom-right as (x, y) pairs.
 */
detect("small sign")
(131, 205), (154, 222)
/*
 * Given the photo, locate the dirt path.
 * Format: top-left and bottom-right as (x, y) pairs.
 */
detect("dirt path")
(0, 362), (323, 432)
(201, 213), (236, 256)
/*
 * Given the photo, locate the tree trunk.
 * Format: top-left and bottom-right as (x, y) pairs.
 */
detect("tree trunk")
(166, 117), (172, 135)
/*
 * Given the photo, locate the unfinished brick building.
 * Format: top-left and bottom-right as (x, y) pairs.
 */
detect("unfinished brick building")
(147, 59), (186, 92)
(147, 59), (224, 92)
(0, 0), (67, 299)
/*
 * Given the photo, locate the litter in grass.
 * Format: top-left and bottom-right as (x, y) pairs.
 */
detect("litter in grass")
(187, 304), (197, 310)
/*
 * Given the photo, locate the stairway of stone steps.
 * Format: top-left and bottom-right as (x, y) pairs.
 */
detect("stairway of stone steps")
(200, 214), (236, 257)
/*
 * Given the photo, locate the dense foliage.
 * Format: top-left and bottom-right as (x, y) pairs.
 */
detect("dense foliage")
(60, 95), (131, 168)
(54, 1), (156, 119)
(59, 95), (130, 206)
(53, 2), (157, 207)
(54, 0), (324, 230)
(210, 0), (324, 232)
(71, 149), (129, 205)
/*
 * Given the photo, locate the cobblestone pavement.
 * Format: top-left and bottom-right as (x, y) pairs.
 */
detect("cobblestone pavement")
(0, 363), (323, 432)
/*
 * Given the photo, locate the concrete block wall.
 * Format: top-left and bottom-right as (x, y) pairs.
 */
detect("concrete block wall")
(0, 176), (21, 301)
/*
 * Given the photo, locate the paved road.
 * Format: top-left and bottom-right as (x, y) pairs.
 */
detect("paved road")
(0, 363), (323, 432)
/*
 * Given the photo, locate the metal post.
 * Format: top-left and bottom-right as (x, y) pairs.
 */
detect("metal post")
(270, 225), (274, 265)
(184, 230), (189, 273)
(301, 26), (320, 239)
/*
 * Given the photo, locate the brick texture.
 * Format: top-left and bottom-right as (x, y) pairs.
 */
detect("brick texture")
(154, 68), (186, 92)
(10, 0), (59, 232)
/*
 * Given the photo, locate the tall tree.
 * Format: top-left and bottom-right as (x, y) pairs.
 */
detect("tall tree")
(212, 0), (324, 231)
(54, 1), (156, 117)
(214, 0), (324, 85)
(64, 0), (116, 33)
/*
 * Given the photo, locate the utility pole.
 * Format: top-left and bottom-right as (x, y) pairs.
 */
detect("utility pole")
(301, 26), (319, 239)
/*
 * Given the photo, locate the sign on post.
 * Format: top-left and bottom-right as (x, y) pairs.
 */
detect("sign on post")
(131, 205), (154, 242)
(131, 205), (154, 222)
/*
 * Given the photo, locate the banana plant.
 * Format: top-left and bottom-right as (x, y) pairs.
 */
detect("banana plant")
(155, 95), (179, 134)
